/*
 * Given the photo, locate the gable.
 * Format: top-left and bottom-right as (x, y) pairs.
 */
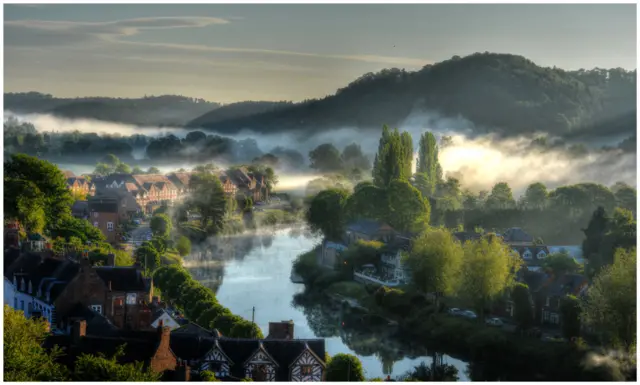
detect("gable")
(290, 348), (324, 368)
(205, 341), (234, 365)
(244, 344), (279, 368)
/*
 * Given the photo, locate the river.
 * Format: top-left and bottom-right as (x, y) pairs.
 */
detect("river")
(185, 228), (470, 380)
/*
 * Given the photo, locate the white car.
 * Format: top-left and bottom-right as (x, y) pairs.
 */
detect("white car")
(485, 317), (504, 327)
(448, 308), (461, 315)
(461, 310), (477, 319)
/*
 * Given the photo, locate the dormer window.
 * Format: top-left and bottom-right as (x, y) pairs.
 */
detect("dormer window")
(522, 249), (532, 260)
(536, 250), (547, 259)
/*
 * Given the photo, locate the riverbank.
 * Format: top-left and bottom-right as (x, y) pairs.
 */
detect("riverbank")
(291, 250), (633, 381)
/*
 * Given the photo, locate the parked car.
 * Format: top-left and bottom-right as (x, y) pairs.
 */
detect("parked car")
(461, 310), (477, 319)
(448, 308), (461, 315)
(485, 317), (504, 327)
(133, 219), (142, 225)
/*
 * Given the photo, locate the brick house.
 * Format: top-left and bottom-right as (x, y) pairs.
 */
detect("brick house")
(66, 176), (95, 197)
(5, 253), (153, 331)
(167, 172), (195, 198)
(214, 170), (240, 196)
(88, 196), (120, 243)
(44, 321), (178, 375)
(227, 167), (262, 202)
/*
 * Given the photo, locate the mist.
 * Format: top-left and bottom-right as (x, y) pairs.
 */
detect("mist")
(5, 111), (635, 196)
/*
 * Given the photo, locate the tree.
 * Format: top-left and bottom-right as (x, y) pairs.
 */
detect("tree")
(150, 214), (172, 238)
(511, 283), (534, 330)
(135, 244), (161, 272)
(306, 188), (350, 241)
(458, 235), (522, 321)
(101, 154), (121, 167)
(485, 182), (516, 210)
(372, 126), (411, 187)
(114, 162), (132, 174)
(309, 143), (343, 172)
(582, 206), (608, 271)
(521, 182), (548, 210)
(613, 184), (637, 214)
(147, 166), (160, 174)
(50, 216), (106, 243)
(229, 320), (264, 339)
(176, 236), (192, 257)
(325, 353), (365, 381)
(213, 314), (246, 336)
(132, 166), (144, 174)
(385, 179), (430, 233)
(188, 173), (227, 234)
(4, 154), (74, 228)
(4, 305), (68, 381)
(415, 132), (441, 197)
(542, 251), (580, 277)
(559, 295), (581, 339)
(405, 228), (463, 310)
(93, 163), (113, 176)
(197, 305), (232, 329)
(4, 179), (46, 233)
(581, 248), (636, 348)
(344, 182), (389, 222)
(200, 371), (220, 381)
(341, 143), (370, 170)
(72, 346), (160, 381)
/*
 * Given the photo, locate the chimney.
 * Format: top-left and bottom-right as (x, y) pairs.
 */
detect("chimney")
(268, 320), (294, 340)
(107, 253), (116, 267)
(72, 320), (87, 345)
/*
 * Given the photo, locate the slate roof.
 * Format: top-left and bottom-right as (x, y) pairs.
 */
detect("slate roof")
(66, 303), (118, 333)
(171, 322), (218, 338)
(6, 254), (80, 303)
(94, 266), (150, 292)
(545, 273), (589, 297)
(453, 231), (482, 243)
(502, 227), (534, 243)
(521, 270), (549, 293)
(88, 197), (119, 213)
(346, 220), (393, 236)
(71, 200), (89, 214)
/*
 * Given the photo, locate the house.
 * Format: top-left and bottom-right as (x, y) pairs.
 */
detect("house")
(44, 321), (178, 375)
(167, 172), (195, 198)
(94, 187), (142, 220)
(227, 167), (262, 202)
(5, 253), (153, 331)
(214, 170), (240, 196)
(535, 273), (589, 327)
(500, 227), (534, 245)
(88, 196), (120, 243)
(345, 220), (395, 244)
(353, 237), (412, 288)
(66, 176), (95, 197)
(133, 174), (179, 208)
(71, 200), (89, 220)
(150, 308), (181, 331)
(511, 245), (550, 271)
(317, 241), (347, 269)
(169, 320), (326, 381)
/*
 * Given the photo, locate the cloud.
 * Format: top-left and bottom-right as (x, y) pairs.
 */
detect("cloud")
(5, 16), (429, 67)
(4, 17), (230, 47)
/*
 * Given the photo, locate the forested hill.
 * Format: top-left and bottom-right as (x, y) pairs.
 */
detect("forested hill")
(190, 53), (637, 138)
(3, 93), (219, 127)
(187, 101), (293, 128)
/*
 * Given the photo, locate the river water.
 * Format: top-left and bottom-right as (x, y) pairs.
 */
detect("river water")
(186, 228), (470, 380)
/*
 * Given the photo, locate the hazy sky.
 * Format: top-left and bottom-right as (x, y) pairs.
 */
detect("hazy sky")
(4, 4), (637, 103)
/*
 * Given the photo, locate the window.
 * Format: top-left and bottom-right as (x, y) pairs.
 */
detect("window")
(301, 365), (313, 376)
(107, 222), (114, 231)
(20, 300), (25, 311)
(93, 221), (99, 227)
(543, 310), (549, 321)
(91, 305), (103, 314)
(210, 362), (223, 372)
(126, 293), (137, 305)
(549, 313), (560, 324)
(537, 251), (547, 259)
(93, 212), (99, 218)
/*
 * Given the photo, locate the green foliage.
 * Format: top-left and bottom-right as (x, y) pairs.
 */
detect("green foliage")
(4, 154), (74, 228)
(4, 305), (68, 381)
(511, 283), (534, 330)
(405, 228), (463, 305)
(344, 182), (389, 222)
(175, 235), (192, 257)
(229, 320), (264, 339)
(325, 353), (365, 381)
(72, 345), (161, 381)
(583, 207), (636, 276)
(402, 361), (460, 381)
(542, 251), (580, 276)
(612, 182), (637, 214)
(415, 131), (442, 197)
(485, 182), (516, 210)
(306, 188), (350, 240)
(341, 143), (371, 171)
(188, 172), (227, 235)
(386, 179), (430, 232)
(458, 235), (522, 321)
(4, 179), (46, 233)
(200, 370), (220, 381)
(342, 240), (384, 272)
(581, 248), (636, 348)
(372, 126), (412, 187)
(196, 304), (232, 329)
(50, 216), (106, 243)
(520, 182), (549, 210)
(213, 314), (246, 336)
(150, 213), (172, 238)
(309, 143), (343, 172)
(292, 251), (323, 286)
(135, 243), (161, 272)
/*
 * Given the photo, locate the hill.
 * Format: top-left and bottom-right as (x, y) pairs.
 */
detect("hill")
(189, 53), (636, 138)
(4, 93), (219, 127)
(187, 101), (293, 128)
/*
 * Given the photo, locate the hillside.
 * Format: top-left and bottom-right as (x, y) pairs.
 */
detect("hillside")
(187, 101), (293, 128)
(189, 53), (637, 138)
(4, 93), (219, 127)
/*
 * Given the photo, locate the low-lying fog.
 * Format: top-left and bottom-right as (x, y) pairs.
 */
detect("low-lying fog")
(5, 111), (636, 195)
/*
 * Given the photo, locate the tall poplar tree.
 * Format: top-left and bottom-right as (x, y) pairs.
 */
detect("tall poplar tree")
(373, 126), (412, 187)
(414, 132), (441, 197)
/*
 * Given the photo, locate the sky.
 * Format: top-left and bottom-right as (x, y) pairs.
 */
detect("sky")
(4, 3), (637, 103)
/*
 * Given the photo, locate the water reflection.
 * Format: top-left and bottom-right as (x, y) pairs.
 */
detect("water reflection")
(186, 228), (470, 380)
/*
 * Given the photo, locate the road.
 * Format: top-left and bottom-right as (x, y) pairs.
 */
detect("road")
(128, 223), (152, 247)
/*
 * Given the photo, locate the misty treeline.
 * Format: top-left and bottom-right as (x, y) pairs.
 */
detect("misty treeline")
(308, 125), (637, 245)
(4, 92), (217, 127)
(187, 53), (636, 141)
